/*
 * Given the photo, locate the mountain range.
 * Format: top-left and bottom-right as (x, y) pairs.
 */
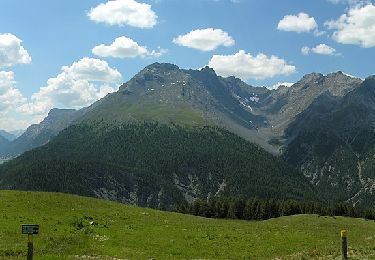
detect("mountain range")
(0, 63), (374, 208)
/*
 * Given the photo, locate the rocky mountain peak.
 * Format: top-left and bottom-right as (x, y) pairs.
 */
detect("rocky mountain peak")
(143, 62), (180, 74)
(200, 66), (217, 76)
(299, 73), (324, 83)
(290, 71), (362, 97)
(47, 108), (76, 117)
(364, 75), (375, 84)
(119, 63), (186, 92)
(24, 108), (77, 136)
(325, 71), (360, 81)
(42, 109), (77, 126)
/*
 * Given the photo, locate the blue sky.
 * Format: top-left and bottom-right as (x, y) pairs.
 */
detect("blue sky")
(0, 0), (374, 130)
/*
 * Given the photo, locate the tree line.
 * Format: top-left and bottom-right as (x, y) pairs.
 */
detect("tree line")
(177, 197), (375, 221)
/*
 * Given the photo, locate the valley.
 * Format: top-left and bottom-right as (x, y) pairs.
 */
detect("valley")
(2, 0), (375, 258)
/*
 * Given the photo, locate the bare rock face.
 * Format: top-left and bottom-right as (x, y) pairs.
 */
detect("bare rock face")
(262, 72), (362, 136)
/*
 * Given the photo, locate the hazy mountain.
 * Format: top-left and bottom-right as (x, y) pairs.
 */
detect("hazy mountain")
(0, 134), (11, 160)
(0, 108), (79, 158)
(9, 129), (25, 139)
(0, 130), (17, 141)
(0, 135), (9, 147)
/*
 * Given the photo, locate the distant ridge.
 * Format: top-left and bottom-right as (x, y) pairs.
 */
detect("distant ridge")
(0, 130), (16, 141)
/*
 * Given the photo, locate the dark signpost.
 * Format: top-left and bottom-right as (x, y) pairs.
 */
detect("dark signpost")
(341, 229), (348, 259)
(22, 224), (39, 260)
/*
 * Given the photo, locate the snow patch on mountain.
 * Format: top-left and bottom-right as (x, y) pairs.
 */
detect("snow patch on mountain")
(267, 82), (294, 90)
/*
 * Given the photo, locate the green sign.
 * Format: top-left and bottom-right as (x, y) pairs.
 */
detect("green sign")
(22, 224), (39, 235)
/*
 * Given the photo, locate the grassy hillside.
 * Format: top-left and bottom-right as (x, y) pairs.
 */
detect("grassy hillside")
(1, 191), (375, 259)
(81, 100), (209, 127)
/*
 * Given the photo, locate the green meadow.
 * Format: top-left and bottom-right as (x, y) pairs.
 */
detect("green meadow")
(1, 190), (375, 259)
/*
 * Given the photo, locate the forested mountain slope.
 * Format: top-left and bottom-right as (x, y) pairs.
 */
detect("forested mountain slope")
(0, 122), (318, 209)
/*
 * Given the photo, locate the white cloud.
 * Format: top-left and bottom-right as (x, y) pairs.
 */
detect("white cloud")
(0, 35), (31, 129)
(267, 82), (294, 90)
(328, 0), (371, 6)
(173, 28), (235, 51)
(325, 4), (375, 48)
(311, 44), (338, 55)
(92, 36), (166, 58)
(301, 44), (339, 55)
(208, 50), (296, 80)
(302, 46), (312, 56)
(88, 0), (157, 28)
(19, 58), (122, 117)
(0, 71), (30, 131)
(0, 117), (31, 132)
(0, 33), (31, 68)
(0, 71), (26, 111)
(277, 13), (318, 33)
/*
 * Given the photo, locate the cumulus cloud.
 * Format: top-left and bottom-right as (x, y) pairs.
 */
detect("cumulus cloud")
(92, 36), (166, 58)
(0, 71), (26, 111)
(208, 50), (296, 80)
(0, 33), (31, 68)
(0, 71), (30, 130)
(19, 58), (122, 117)
(301, 44), (339, 55)
(173, 28), (235, 51)
(325, 4), (375, 48)
(88, 0), (157, 28)
(277, 13), (318, 33)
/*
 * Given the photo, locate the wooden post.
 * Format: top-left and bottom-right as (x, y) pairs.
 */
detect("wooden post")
(22, 224), (38, 260)
(27, 234), (33, 260)
(341, 230), (348, 259)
